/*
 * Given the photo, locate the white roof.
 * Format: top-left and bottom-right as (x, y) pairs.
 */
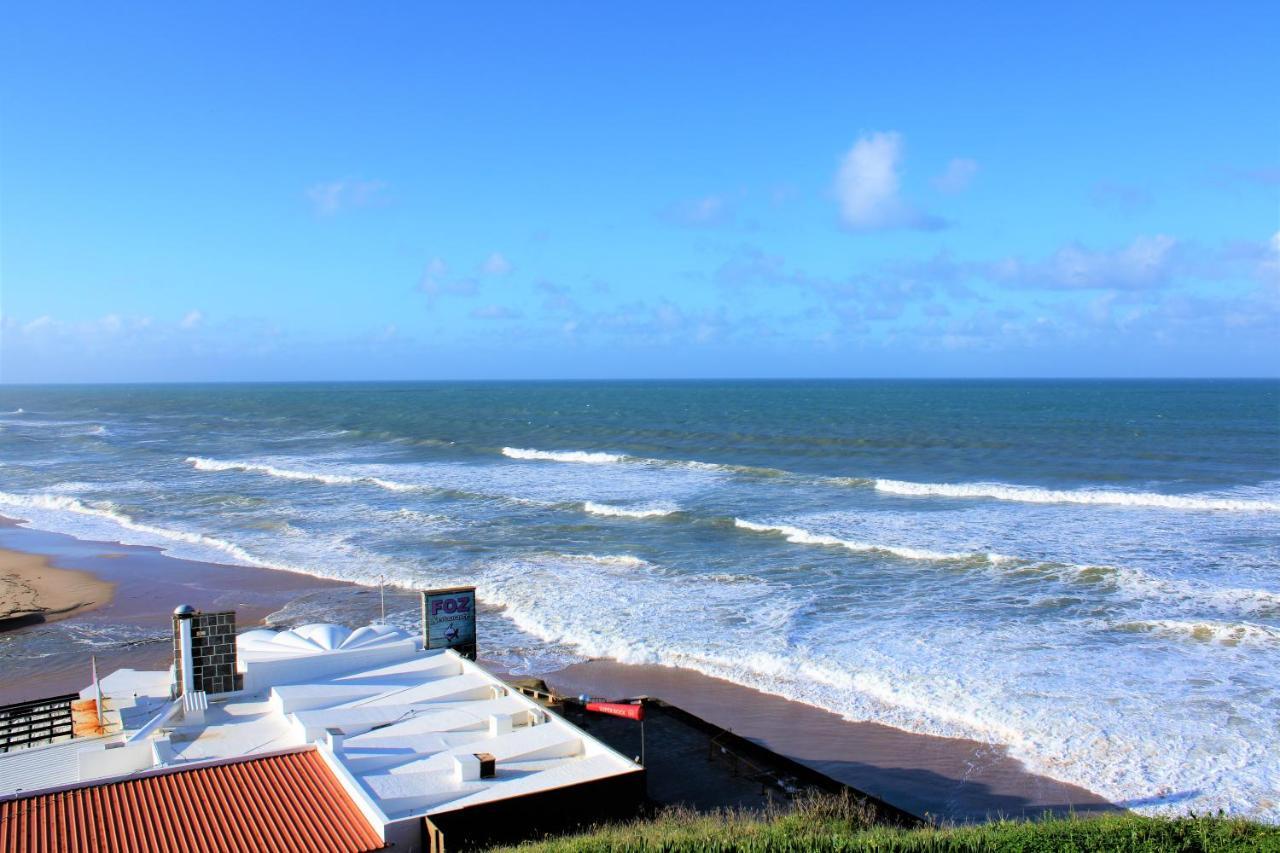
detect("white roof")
(0, 623), (641, 832)
(238, 622), (412, 659)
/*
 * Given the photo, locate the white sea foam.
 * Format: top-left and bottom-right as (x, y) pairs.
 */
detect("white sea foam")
(0, 489), (418, 592)
(391, 508), (450, 525)
(875, 478), (1280, 512)
(734, 518), (1000, 563)
(1104, 566), (1280, 617)
(982, 559), (1280, 618)
(187, 453), (683, 510)
(502, 447), (625, 464)
(487, 549), (1279, 820)
(5, 479), (1278, 820)
(564, 553), (649, 568)
(186, 456), (423, 492)
(583, 501), (679, 519)
(0, 490), (296, 573)
(500, 445), (791, 478)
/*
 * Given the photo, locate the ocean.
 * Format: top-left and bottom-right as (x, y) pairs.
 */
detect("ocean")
(0, 380), (1277, 818)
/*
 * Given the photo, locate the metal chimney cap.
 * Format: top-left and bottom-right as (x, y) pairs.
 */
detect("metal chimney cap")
(173, 604), (197, 618)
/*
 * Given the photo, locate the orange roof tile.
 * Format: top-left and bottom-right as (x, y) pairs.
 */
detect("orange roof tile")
(0, 749), (383, 852)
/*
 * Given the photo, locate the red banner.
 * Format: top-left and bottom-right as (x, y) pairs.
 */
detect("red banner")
(586, 701), (645, 721)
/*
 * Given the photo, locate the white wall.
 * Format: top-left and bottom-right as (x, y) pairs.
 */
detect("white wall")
(240, 639), (418, 692)
(78, 741), (154, 780)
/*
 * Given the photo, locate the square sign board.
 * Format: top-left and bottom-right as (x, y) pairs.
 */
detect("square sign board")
(421, 586), (477, 660)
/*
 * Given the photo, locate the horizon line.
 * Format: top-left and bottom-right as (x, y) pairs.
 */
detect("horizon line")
(2, 376), (1278, 388)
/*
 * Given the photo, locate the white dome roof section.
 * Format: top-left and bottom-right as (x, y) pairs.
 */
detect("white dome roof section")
(343, 624), (411, 649)
(238, 623), (415, 662)
(294, 623), (348, 650)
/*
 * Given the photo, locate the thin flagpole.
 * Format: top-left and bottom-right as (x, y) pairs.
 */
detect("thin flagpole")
(92, 655), (103, 726)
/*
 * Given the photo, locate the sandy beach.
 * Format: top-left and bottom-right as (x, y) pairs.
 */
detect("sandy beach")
(0, 517), (349, 704)
(0, 516), (1119, 822)
(0, 548), (115, 631)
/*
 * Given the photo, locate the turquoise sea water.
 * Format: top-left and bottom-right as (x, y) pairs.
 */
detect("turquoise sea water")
(1, 380), (1277, 817)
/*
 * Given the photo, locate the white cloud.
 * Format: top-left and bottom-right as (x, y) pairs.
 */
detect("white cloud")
(1261, 230), (1280, 283)
(994, 235), (1179, 290)
(180, 310), (204, 330)
(22, 315), (53, 334)
(481, 252), (513, 276)
(933, 158), (978, 193)
(418, 256), (478, 303)
(834, 132), (943, 230)
(306, 179), (388, 216)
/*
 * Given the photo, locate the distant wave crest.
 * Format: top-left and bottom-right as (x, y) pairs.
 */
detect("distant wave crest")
(874, 478), (1280, 512)
(502, 447), (625, 464)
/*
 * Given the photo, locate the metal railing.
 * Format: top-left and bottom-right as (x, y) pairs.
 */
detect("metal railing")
(0, 693), (79, 753)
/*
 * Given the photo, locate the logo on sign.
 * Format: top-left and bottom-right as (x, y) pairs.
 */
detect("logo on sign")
(430, 596), (471, 616)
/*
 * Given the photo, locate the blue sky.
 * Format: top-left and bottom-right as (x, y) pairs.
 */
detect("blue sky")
(2, 3), (1277, 381)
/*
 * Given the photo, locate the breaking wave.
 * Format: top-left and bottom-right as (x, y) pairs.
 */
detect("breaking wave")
(874, 479), (1280, 512)
(1112, 619), (1280, 647)
(583, 501), (680, 519)
(0, 490), (302, 574)
(186, 456), (424, 493)
(502, 447), (624, 464)
(734, 518), (1003, 563)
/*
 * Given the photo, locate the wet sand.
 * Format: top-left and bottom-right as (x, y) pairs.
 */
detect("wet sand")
(1, 547), (116, 632)
(0, 516), (1118, 822)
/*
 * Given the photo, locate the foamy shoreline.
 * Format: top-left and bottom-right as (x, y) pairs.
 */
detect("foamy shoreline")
(0, 515), (1117, 822)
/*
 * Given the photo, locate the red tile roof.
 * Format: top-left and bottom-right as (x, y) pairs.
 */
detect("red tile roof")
(0, 749), (383, 852)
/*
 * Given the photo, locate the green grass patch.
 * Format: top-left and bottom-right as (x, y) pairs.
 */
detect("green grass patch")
(493, 795), (1280, 852)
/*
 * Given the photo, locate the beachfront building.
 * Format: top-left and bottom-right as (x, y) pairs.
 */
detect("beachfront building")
(0, 609), (645, 852)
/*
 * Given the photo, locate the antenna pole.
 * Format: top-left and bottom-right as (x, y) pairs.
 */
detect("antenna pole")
(92, 655), (103, 726)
